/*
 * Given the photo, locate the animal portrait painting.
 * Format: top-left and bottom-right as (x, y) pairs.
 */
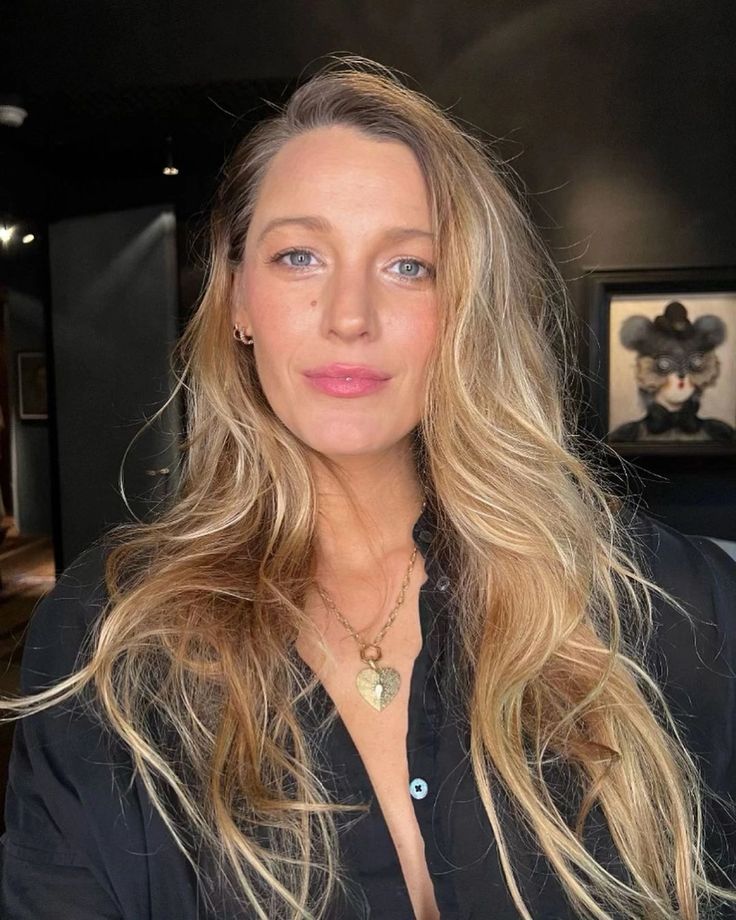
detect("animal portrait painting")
(606, 295), (736, 444)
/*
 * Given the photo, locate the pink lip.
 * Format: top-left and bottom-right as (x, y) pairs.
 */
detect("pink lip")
(304, 375), (390, 398)
(304, 363), (391, 380)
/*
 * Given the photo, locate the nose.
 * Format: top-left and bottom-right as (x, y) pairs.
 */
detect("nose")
(321, 262), (377, 341)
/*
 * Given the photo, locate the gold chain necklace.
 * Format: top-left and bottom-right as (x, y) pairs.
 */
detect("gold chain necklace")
(315, 499), (426, 712)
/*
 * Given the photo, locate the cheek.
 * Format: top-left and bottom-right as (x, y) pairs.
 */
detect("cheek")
(242, 266), (316, 339)
(240, 265), (270, 323)
(407, 310), (439, 366)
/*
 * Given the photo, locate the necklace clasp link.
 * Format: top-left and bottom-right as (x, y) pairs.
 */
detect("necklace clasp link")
(360, 643), (382, 664)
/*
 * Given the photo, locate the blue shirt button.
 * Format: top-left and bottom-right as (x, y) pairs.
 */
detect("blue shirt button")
(409, 777), (429, 800)
(435, 575), (450, 592)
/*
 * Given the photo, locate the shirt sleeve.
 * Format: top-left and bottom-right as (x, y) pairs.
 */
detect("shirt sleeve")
(632, 510), (736, 887)
(0, 540), (125, 919)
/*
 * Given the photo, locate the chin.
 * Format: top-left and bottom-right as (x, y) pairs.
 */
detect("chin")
(310, 440), (391, 459)
(296, 427), (395, 459)
(281, 411), (416, 459)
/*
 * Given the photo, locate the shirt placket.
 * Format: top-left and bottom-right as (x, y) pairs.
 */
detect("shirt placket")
(409, 515), (460, 915)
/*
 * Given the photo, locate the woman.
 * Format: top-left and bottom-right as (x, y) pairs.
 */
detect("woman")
(1, 56), (735, 920)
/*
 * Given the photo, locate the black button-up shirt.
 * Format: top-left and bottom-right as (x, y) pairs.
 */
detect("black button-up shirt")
(2, 504), (735, 918)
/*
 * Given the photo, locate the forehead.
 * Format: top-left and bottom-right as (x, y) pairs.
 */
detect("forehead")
(251, 125), (433, 229)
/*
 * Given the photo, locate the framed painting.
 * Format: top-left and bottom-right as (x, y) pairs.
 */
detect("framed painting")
(17, 351), (48, 421)
(585, 266), (736, 456)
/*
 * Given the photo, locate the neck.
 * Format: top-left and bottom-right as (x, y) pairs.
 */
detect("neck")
(311, 443), (425, 576)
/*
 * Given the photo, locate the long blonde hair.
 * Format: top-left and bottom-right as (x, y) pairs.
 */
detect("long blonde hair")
(2, 54), (735, 919)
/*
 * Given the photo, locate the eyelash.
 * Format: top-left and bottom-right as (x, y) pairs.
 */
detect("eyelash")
(269, 248), (436, 283)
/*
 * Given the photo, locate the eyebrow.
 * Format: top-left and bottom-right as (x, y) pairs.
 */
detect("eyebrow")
(256, 215), (435, 245)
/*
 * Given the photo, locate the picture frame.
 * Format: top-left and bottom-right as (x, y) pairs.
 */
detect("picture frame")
(17, 351), (48, 421)
(584, 266), (736, 457)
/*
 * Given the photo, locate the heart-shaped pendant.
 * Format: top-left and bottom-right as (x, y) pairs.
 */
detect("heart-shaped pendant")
(356, 665), (401, 711)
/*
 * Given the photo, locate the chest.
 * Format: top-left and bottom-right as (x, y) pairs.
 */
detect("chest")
(298, 564), (428, 785)
(317, 635), (421, 830)
(298, 576), (441, 919)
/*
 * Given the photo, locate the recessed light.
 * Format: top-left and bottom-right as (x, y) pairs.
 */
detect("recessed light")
(0, 103), (28, 128)
(163, 135), (179, 176)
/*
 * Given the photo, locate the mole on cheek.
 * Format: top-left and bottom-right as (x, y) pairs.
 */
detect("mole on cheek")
(310, 300), (317, 306)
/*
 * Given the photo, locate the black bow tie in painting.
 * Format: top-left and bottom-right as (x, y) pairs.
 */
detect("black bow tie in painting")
(645, 400), (703, 435)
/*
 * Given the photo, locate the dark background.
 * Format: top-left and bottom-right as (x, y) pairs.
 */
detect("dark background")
(1, 0), (735, 564)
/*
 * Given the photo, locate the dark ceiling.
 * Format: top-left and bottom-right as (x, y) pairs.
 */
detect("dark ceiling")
(4, 79), (290, 165)
(0, 0), (475, 224)
(0, 77), (291, 218)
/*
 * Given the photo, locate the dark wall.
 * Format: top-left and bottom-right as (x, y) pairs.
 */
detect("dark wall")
(426, 3), (734, 267)
(5, 289), (52, 535)
(420, 2), (736, 538)
(48, 205), (182, 567)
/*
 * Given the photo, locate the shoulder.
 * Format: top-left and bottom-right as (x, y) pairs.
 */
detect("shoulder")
(624, 505), (736, 678)
(623, 504), (736, 622)
(623, 504), (736, 793)
(3, 536), (196, 918)
(20, 536), (113, 696)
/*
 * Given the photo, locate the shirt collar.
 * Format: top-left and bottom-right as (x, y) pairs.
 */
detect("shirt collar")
(412, 499), (437, 559)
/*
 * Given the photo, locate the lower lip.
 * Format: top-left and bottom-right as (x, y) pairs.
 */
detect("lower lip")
(304, 375), (390, 397)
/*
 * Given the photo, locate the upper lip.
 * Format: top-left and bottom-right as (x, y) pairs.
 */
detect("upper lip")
(304, 363), (391, 380)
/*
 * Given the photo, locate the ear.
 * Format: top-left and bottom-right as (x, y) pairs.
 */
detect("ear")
(230, 266), (252, 333)
(619, 315), (652, 352)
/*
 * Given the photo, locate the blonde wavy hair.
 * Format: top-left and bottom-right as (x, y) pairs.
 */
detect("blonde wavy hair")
(2, 54), (735, 920)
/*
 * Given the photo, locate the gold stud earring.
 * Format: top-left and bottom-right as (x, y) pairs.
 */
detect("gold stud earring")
(233, 324), (254, 345)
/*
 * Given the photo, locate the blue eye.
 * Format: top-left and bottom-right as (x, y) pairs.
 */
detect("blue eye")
(390, 258), (435, 282)
(272, 248), (316, 269)
(270, 249), (435, 282)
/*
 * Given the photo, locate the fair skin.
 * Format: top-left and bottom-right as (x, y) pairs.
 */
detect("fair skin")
(232, 124), (440, 920)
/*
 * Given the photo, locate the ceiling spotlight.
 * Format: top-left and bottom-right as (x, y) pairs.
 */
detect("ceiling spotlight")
(163, 135), (179, 176)
(0, 94), (28, 128)
(0, 224), (16, 245)
(22, 233), (35, 244)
